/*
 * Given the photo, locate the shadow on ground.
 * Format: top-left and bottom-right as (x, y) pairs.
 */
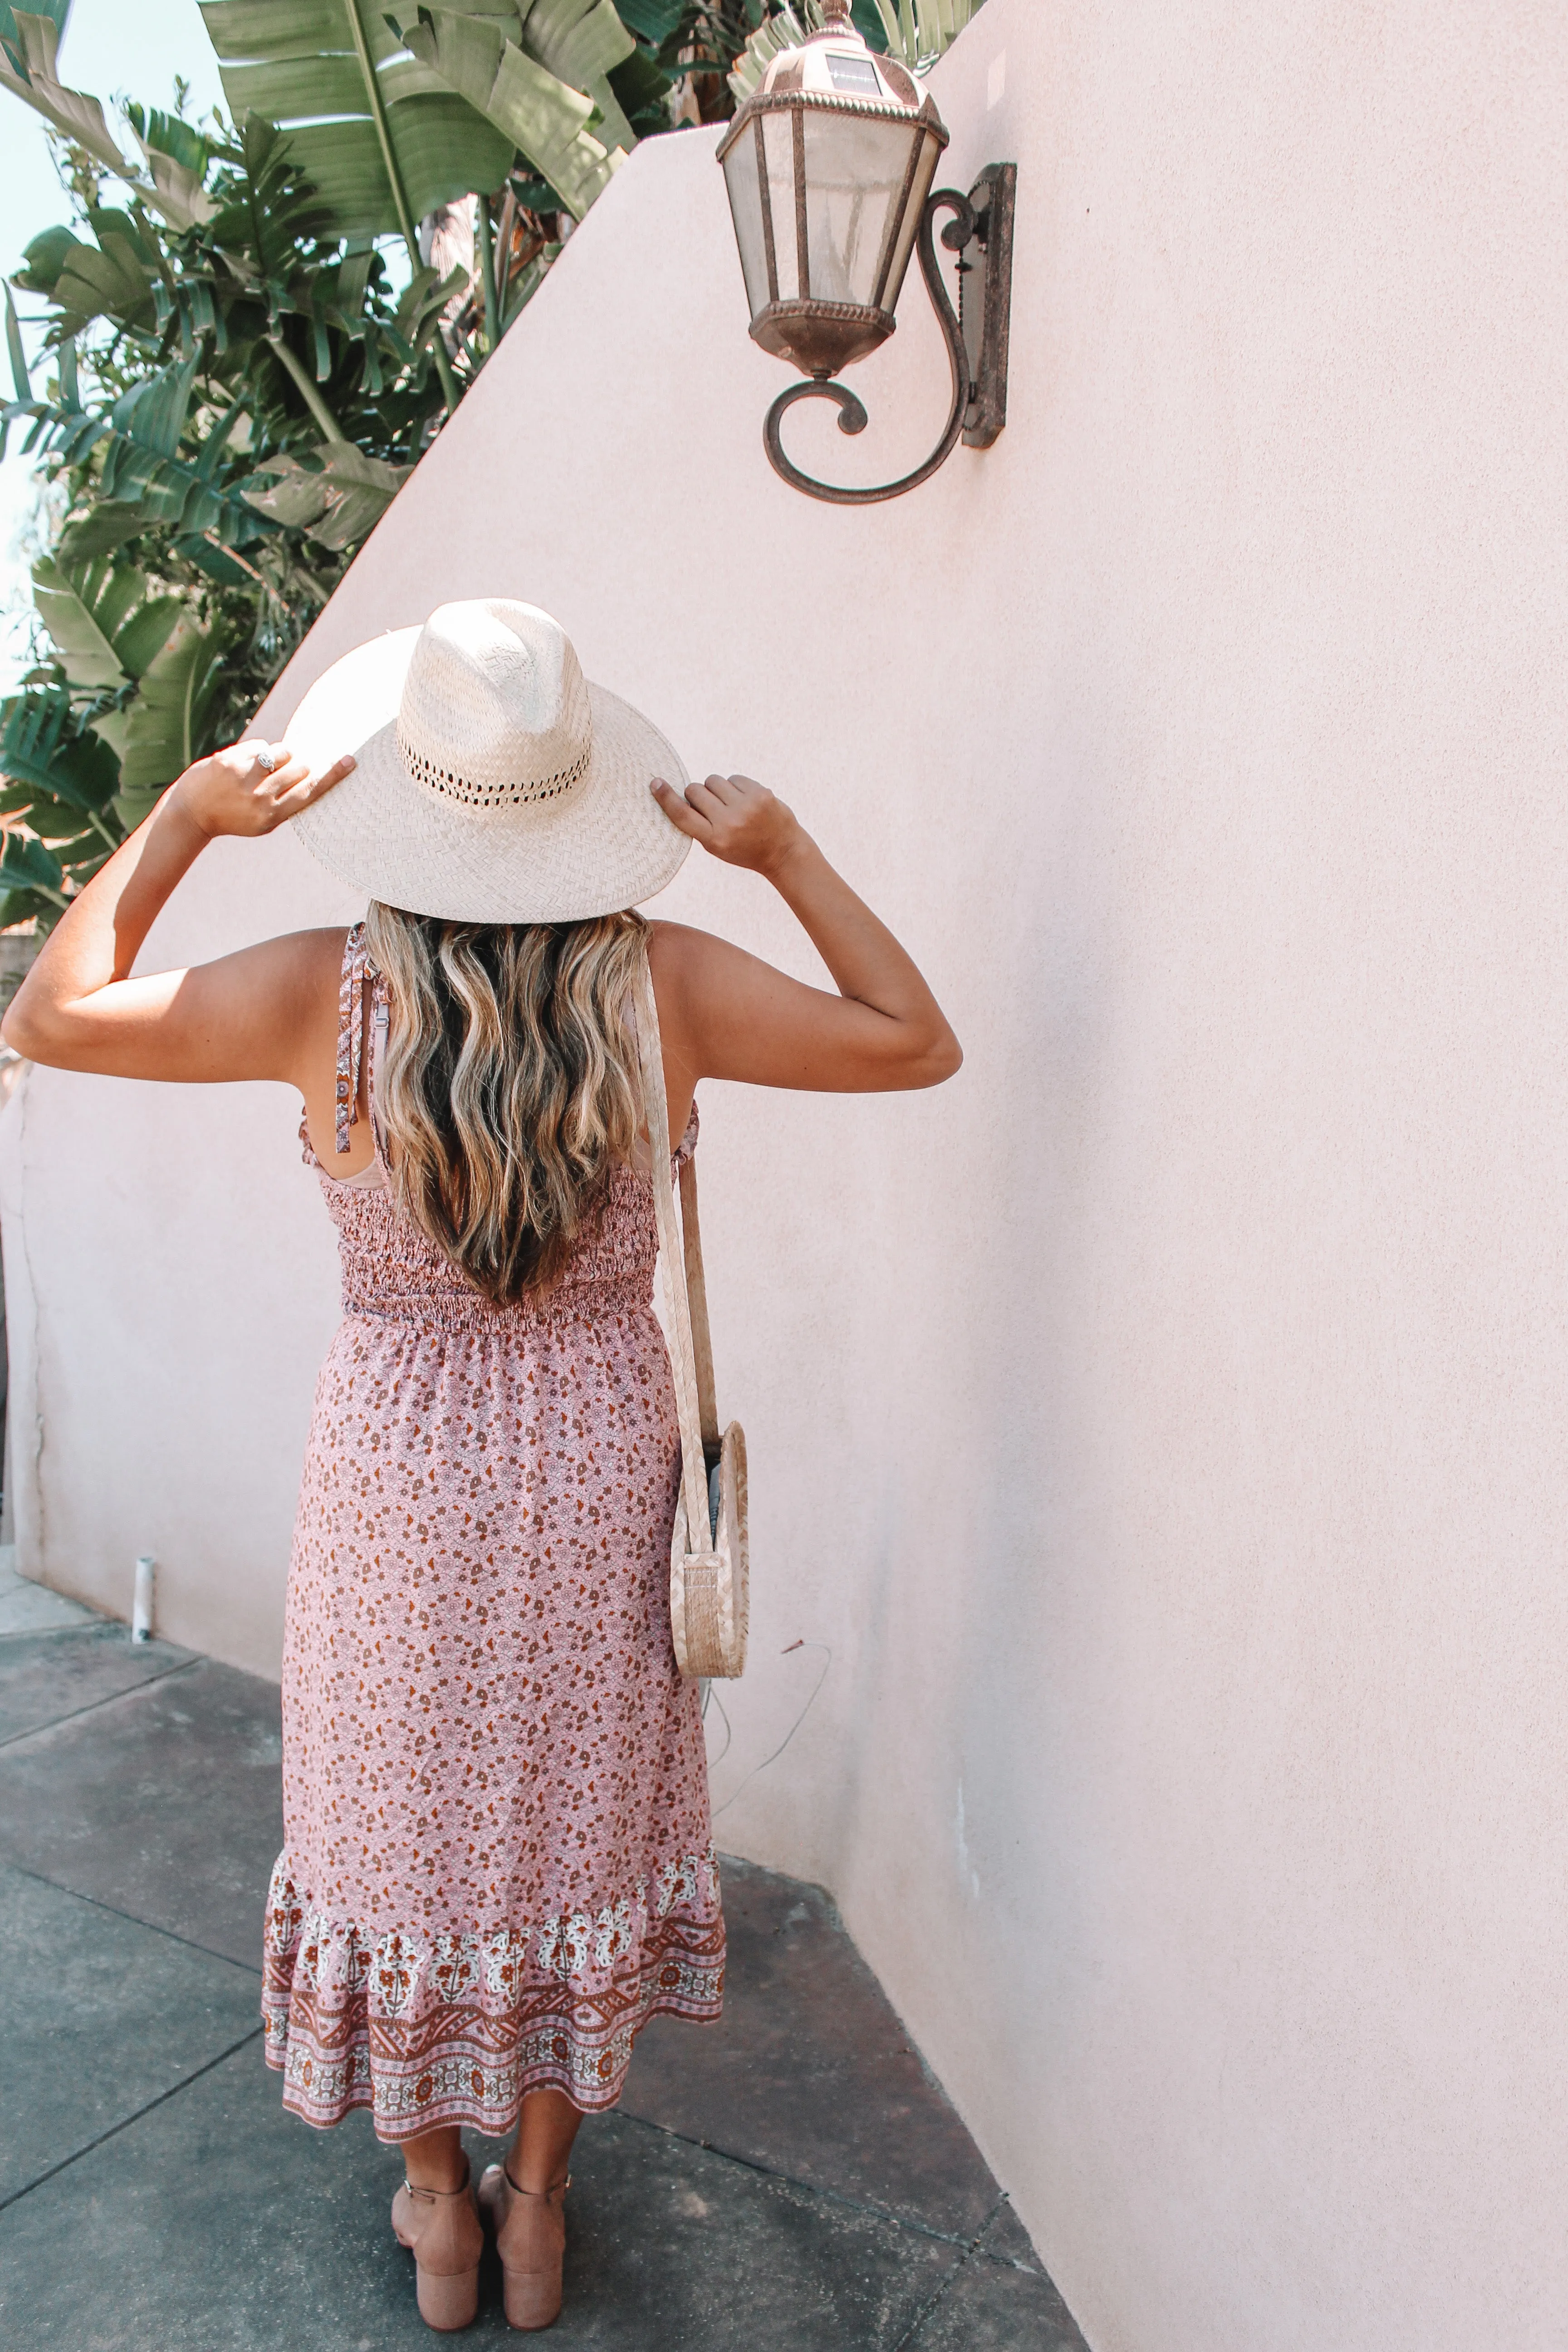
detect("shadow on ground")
(0, 1561), (1087, 2350)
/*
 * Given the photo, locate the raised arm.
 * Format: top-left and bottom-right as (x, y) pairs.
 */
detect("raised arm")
(1, 739), (354, 1083)
(647, 773), (961, 1117)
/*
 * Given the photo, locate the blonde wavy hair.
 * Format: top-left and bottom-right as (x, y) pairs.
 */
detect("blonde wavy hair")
(363, 902), (649, 1303)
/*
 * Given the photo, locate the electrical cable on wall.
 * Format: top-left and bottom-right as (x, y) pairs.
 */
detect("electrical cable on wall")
(710, 1640), (832, 1819)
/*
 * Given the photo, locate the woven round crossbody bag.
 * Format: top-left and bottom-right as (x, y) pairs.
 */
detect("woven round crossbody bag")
(634, 952), (749, 1680)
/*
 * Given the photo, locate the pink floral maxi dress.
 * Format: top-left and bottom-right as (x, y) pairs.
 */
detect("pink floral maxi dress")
(262, 925), (724, 2141)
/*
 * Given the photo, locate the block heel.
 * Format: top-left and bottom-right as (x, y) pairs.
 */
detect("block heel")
(392, 2160), (485, 2333)
(478, 2162), (569, 2331)
(414, 2260), (480, 2332)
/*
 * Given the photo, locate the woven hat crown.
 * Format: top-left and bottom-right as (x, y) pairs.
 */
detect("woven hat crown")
(395, 599), (593, 812)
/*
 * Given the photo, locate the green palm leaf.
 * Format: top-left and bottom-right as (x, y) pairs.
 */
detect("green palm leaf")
(125, 103), (219, 232)
(0, 832), (67, 905)
(0, 690), (120, 825)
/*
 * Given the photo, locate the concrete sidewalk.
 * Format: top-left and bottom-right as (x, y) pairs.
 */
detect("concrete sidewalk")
(0, 1570), (1086, 2349)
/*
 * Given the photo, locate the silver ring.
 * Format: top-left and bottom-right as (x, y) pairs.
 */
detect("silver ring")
(255, 747), (278, 774)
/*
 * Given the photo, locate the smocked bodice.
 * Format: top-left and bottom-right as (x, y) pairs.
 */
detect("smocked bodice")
(304, 920), (691, 1338)
(319, 1161), (659, 1336)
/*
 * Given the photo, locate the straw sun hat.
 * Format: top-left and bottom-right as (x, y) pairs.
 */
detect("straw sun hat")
(284, 598), (691, 922)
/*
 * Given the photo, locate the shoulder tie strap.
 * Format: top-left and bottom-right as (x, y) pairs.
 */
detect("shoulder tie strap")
(335, 920), (376, 1157)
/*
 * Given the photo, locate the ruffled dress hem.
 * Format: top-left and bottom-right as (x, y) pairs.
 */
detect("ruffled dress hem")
(261, 1846), (725, 2138)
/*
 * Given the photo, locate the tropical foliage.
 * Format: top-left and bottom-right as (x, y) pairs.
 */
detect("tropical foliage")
(0, 20), (470, 926)
(0, 0), (980, 929)
(727, 0), (979, 100)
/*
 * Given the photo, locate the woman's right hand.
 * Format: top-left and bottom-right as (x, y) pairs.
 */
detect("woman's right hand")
(172, 739), (356, 840)
(651, 772), (804, 879)
(646, 767), (961, 1106)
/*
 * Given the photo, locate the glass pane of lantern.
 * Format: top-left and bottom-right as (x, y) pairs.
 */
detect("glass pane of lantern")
(722, 133), (771, 320)
(799, 108), (926, 310)
(874, 122), (941, 315)
(760, 108), (801, 303)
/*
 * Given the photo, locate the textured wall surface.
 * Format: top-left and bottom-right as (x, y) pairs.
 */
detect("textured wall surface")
(5, 3), (1566, 2342)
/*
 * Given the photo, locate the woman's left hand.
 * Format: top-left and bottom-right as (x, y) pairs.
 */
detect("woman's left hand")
(172, 739), (356, 840)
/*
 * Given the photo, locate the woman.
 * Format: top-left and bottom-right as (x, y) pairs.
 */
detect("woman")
(4, 598), (960, 2332)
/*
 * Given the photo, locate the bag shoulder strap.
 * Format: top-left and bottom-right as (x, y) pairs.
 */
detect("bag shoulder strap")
(679, 1152), (719, 1450)
(635, 949), (715, 1556)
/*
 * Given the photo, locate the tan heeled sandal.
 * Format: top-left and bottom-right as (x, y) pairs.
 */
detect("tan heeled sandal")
(391, 2158), (485, 2332)
(478, 2162), (570, 2331)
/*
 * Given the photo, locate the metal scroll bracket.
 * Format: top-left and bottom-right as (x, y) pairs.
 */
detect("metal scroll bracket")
(763, 162), (1016, 507)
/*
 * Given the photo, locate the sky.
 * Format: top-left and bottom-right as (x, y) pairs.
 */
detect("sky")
(0, 0), (227, 689)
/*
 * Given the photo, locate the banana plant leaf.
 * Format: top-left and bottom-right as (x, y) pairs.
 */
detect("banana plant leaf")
(525, 0), (635, 87)
(201, 0), (515, 244)
(278, 106), (514, 240)
(607, 0), (679, 37)
(13, 224), (78, 301)
(197, 116), (338, 280)
(299, 444), (407, 549)
(32, 555), (181, 689)
(0, 0), (68, 57)
(0, 8), (228, 229)
(520, 0), (639, 156)
(396, 8), (618, 219)
(33, 557), (126, 688)
(242, 440), (406, 549)
(0, 280), (43, 461)
(50, 833), (113, 876)
(111, 357), (200, 461)
(116, 614), (230, 817)
(56, 501), (157, 563)
(0, 7), (132, 174)
(870, 0), (976, 70)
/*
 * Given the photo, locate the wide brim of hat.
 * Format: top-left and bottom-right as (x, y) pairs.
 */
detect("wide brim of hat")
(284, 627), (691, 922)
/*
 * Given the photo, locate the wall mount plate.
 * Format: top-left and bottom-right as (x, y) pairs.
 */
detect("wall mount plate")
(959, 162), (1016, 450)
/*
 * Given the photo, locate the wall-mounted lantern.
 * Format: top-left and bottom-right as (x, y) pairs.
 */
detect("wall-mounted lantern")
(716, 0), (1015, 505)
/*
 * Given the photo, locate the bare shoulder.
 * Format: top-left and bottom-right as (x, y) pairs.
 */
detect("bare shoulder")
(646, 918), (741, 996)
(264, 924), (353, 1025)
(290, 923), (354, 985)
(646, 918), (710, 970)
(645, 917), (749, 1036)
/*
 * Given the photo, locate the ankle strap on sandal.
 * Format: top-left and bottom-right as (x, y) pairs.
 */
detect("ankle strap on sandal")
(502, 2166), (570, 2202)
(402, 2166), (472, 2200)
